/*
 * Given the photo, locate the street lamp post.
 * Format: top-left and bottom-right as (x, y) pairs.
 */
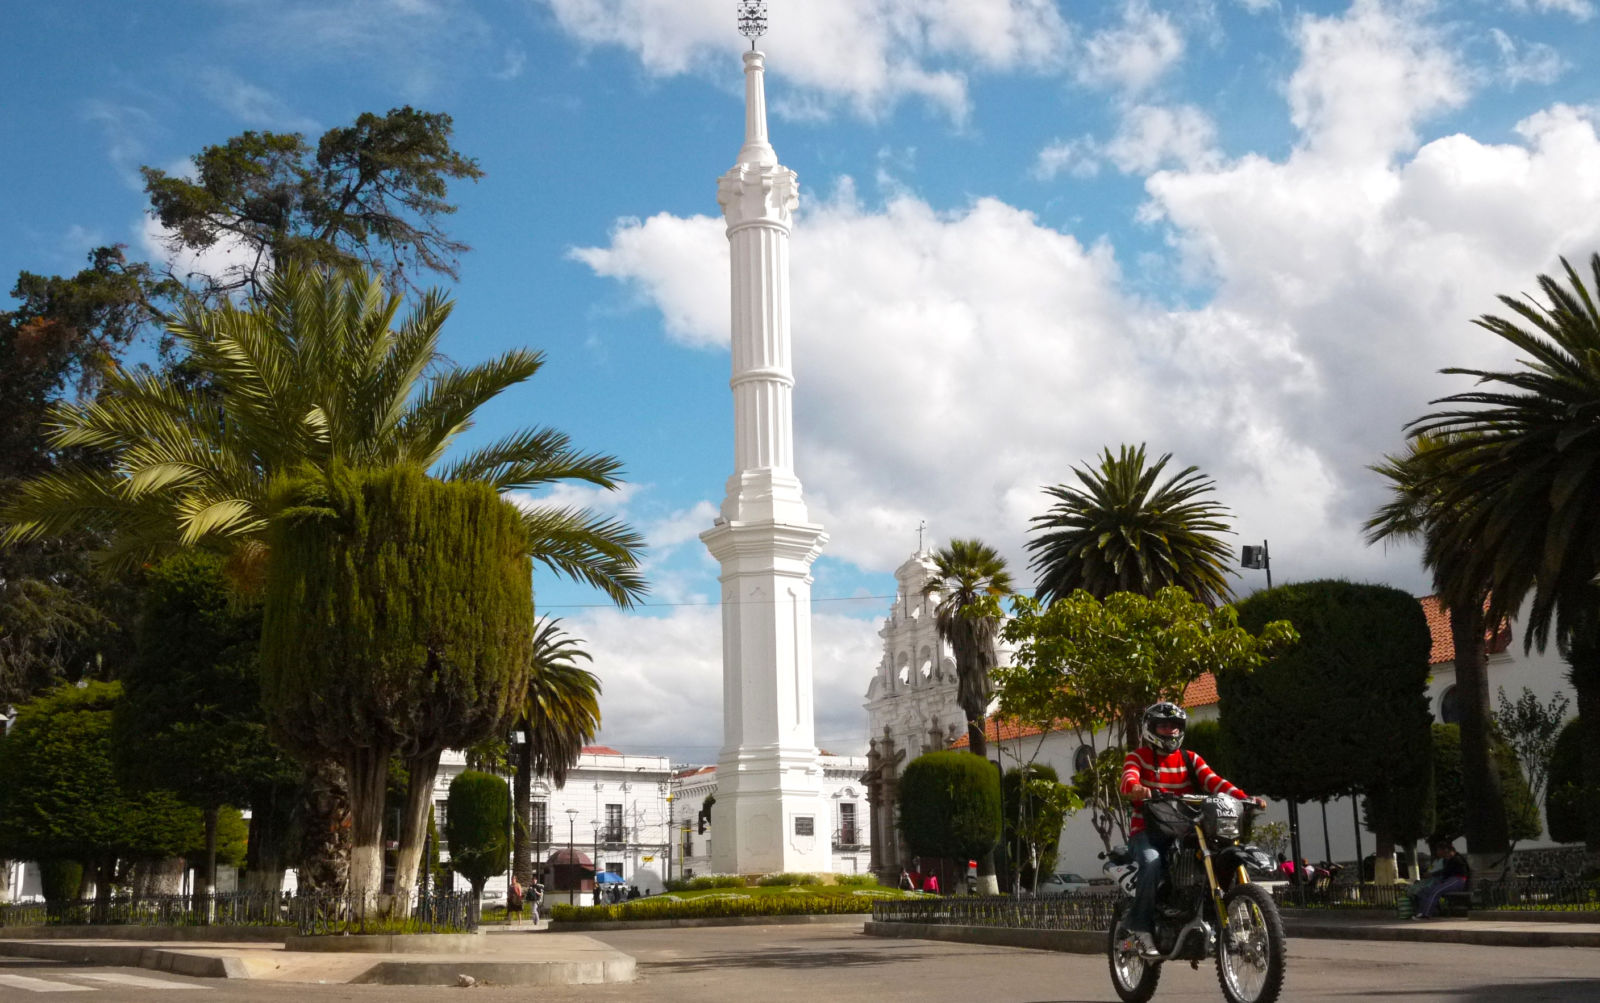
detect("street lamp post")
(1240, 540), (1272, 590)
(664, 792), (674, 884)
(565, 808), (579, 907)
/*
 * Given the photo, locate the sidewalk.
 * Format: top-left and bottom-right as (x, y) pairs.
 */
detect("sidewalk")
(0, 925), (636, 986)
(863, 910), (1600, 954)
(1281, 909), (1600, 949)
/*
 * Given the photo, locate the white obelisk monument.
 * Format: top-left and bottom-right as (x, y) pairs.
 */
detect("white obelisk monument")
(701, 9), (830, 875)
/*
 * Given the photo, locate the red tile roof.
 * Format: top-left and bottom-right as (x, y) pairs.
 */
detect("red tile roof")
(581, 745), (621, 756)
(1420, 595), (1513, 666)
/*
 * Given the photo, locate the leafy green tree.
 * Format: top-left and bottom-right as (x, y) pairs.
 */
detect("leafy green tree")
(1227, 581), (1433, 882)
(114, 551), (298, 904)
(898, 752), (1001, 879)
(1546, 719), (1585, 844)
(1027, 444), (1236, 608)
(0, 682), (201, 913)
(142, 108), (482, 302)
(1367, 435), (1510, 867)
(261, 466), (533, 908)
(924, 538), (1012, 894)
(444, 770), (511, 913)
(1496, 686), (1571, 816)
(996, 587), (1294, 849)
(1407, 254), (1600, 866)
(1001, 764), (1080, 892)
(1429, 723), (1541, 845)
(511, 617), (600, 886)
(0, 247), (165, 704)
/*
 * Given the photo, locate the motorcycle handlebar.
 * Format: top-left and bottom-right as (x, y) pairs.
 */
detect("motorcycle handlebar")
(1145, 792), (1266, 813)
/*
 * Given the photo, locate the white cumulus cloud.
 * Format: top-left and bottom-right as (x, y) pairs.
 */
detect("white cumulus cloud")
(538, 0), (1070, 121)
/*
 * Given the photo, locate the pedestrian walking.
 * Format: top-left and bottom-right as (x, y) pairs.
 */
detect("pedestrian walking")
(529, 879), (545, 924)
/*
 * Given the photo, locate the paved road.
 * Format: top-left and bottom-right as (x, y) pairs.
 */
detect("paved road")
(4, 924), (1599, 1001)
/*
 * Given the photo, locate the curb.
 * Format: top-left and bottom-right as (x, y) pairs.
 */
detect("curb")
(863, 921), (1103, 954)
(284, 932), (487, 953)
(0, 940), (247, 978)
(0, 925), (288, 943)
(1286, 921), (1600, 948)
(552, 913), (869, 933)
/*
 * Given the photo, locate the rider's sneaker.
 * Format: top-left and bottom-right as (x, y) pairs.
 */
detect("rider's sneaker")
(1121, 930), (1159, 956)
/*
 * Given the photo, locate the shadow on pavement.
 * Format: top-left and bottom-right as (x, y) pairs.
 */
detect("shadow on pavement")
(640, 938), (1011, 975)
(1317, 979), (1600, 1001)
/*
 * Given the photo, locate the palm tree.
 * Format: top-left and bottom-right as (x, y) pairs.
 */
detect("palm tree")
(1, 262), (646, 898)
(1365, 436), (1510, 869)
(1027, 444), (1236, 607)
(2, 262), (645, 603)
(1408, 253), (1600, 868)
(926, 538), (1012, 896)
(512, 617), (601, 887)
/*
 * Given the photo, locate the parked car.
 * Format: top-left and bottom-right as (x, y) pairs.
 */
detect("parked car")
(1037, 871), (1094, 895)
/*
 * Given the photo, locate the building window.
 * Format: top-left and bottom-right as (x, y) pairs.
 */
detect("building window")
(1439, 685), (1460, 724)
(606, 861), (623, 876)
(685, 837), (693, 857)
(435, 801), (447, 831)
(794, 816), (815, 837)
(838, 803), (857, 845)
(604, 803), (624, 842)
(530, 801), (549, 844)
(1073, 744), (1094, 777)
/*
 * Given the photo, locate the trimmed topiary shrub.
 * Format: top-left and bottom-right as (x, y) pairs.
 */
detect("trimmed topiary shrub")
(445, 770), (511, 906)
(757, 872), (822, 886)
(898, 750), (1001, 864)
(833, 873), (879, 887)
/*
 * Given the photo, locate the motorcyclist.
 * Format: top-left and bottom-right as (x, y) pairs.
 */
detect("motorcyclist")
(1119, 701), (1265, 956)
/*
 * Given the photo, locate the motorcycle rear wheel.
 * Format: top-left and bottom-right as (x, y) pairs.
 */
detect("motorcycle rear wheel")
(1107, 901), (1161, 1003)
(1214, 883), (1286, 1003)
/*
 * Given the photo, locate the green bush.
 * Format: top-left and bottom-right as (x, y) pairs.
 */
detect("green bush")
(1430, 723), (1541, 843)
(665, 874), (748, 891)
(833, 873), (879, 887)
(757, 872), (822, 886)
(1546, 718), (1584, 844)
(38, 859), (83, 904)
(550, 892), (876, 923)
(898, 750), (1001, 862)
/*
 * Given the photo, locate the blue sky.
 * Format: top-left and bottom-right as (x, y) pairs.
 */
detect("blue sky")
(4, 0), (1599, 763)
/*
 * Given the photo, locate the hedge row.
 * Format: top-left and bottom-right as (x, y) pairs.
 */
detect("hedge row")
(550, 892), (878, 923)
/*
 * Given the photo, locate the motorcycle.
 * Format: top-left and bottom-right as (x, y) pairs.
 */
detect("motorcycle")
(1101, 793), (1286, 1003)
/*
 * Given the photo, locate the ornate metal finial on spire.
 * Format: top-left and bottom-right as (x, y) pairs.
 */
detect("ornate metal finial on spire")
(737, 2), (767, 48)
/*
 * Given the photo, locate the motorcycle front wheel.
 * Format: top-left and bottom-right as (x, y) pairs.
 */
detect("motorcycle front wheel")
(1107, 901), (1161, 1003)
(1214, 883), (1286, 1003)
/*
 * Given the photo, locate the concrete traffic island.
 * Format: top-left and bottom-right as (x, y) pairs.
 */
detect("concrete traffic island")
(0, 928), (637, 986)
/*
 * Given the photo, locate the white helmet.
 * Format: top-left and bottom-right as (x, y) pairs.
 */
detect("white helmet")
(1141, 701), (1187, 754)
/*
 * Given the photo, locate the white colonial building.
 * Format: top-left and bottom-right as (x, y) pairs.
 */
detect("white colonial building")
(670, 754), (870, 879)
(435, 744), (675, 902)
(863, 549), (966, 759)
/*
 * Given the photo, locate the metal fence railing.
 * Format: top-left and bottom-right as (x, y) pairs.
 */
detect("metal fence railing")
(872, 892), (1118, 932)
(289, 890), (478, 935)
(0, 890), (479, 934)
(0, 892), (291, 929)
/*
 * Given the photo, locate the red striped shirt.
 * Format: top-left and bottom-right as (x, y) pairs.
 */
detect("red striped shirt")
(1120, 747), (1247, 836)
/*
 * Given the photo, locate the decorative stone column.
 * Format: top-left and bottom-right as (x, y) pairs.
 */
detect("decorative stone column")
(700, 48), (829, 875)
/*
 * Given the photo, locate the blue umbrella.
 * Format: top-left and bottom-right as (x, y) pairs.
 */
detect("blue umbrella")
(594, 871), (625, 884)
